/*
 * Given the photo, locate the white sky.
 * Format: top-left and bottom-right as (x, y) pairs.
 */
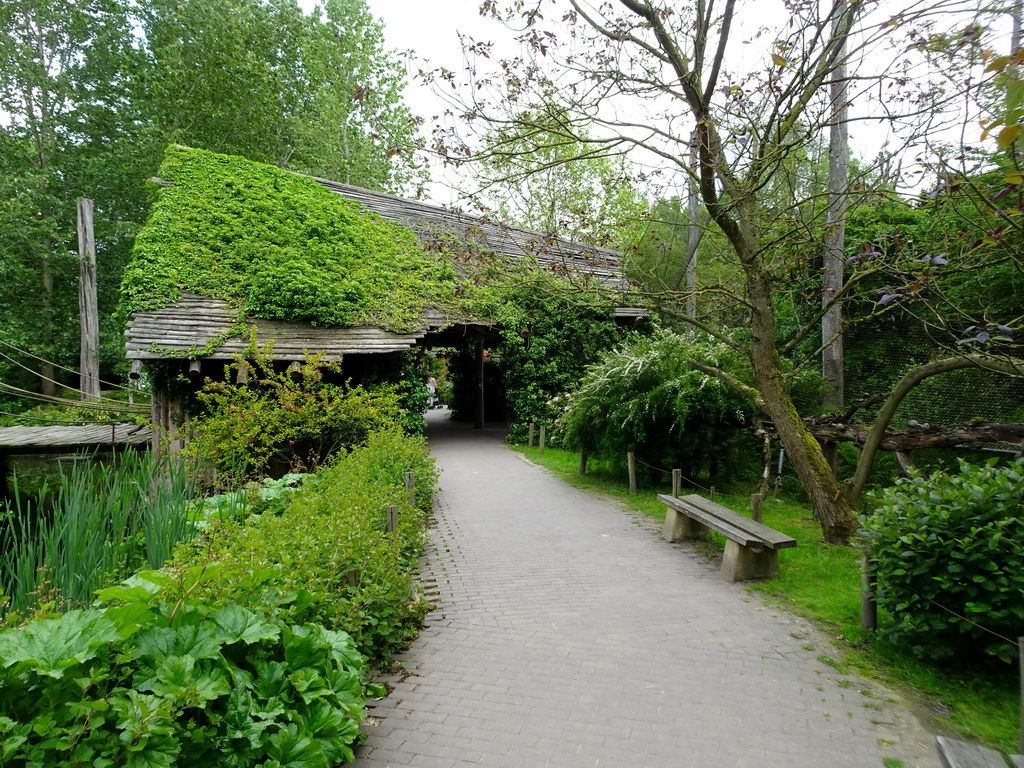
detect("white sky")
(365, 0), (522, 204)
(324, 1), (1006, 204)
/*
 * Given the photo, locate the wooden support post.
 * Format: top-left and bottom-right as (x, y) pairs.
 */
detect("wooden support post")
(627, 451), (637, 494)
(672, 469), (681, 498)
(710, 486), (716, 503)
(750, 494), (763, 523)
(528, 422), (535, 447)
(405, 472), (415, 507)
(578, 450), (587, 475)
(861, 551), (877, 630)
(387, 505), (398, 533)
(77, 198), (100, 400)
(474, 340), (485, 430)
(236, 361), (249, 384)
(538, 425), (546, 456)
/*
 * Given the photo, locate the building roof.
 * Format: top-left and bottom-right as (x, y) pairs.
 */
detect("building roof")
(126, 175), (641, 362)
(309, 176), (632, 291)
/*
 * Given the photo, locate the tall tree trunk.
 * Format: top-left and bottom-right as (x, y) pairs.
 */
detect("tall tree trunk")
(739, 202), (857, 544)
(685, 129), (700, 318)
(822, 0), (849, 472)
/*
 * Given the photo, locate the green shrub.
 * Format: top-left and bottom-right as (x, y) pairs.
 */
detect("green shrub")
(558, 329), (755, 480)
(0, 567), (380, 767)
(175, 428), (437, 662)
(862, 458), (1024, 663)
(185, 355), (407, 485)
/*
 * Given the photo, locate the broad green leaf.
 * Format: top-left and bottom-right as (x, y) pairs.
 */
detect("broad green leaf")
(253, 661), (291, 700)
(0, 610), (119, 678)
(300, 700), (359, 765)
(95, 571), (171, 605)
(267, 724), (325, 768)
(142, 655), (231, 703)
(104, 604), (159, 638)
(289, 668), (332, 704)
(212, 604), (280, 646)
(135, 624), (223, 663)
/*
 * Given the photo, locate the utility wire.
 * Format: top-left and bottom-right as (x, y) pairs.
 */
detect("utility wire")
(0, 410), (143, 426)
(0, 382), (148, 414)
(0, 350), (143, 408)
(0, 339), (143, 396)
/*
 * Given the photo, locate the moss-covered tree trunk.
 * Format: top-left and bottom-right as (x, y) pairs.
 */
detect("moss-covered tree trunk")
(730, 200), (859, 545)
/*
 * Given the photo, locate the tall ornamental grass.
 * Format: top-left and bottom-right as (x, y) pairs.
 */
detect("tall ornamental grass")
(1, 450), (197, 616)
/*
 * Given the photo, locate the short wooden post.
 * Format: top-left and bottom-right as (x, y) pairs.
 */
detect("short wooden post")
(671, 469), (681, 498)
(627, 451), (637, 494)
(861, 551), (877, 630)
(710, 486), (716, 503)
(387, 504), (398, 533)
(538, 425), (546, 455)
(750, 493), (763, 523)
(578, 450), (587, 475)
(405, 472), (415, 507)
(236, 361), (249, 384)
(528, 422), (535, 447)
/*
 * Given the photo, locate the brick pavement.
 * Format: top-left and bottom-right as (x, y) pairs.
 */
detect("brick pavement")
(352, 415), (939, 768)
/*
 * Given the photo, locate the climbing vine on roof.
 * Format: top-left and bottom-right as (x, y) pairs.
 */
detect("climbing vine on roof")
(120, 145), (458, 331)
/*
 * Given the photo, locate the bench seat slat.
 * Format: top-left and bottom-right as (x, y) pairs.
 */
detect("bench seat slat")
(657, 494), (797, 549)
(658, 494), (763, 548)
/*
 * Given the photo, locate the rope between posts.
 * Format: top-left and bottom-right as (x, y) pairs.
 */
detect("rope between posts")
(632, 456), (714, 494)
(911, 589), (1017, 647)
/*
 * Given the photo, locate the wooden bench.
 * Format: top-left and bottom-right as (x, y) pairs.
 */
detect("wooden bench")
(658, 493), (797, 582)
(937, 736), (1021, 768)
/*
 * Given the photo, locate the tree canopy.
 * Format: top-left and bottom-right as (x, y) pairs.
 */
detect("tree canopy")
(0, 0), (422, 398)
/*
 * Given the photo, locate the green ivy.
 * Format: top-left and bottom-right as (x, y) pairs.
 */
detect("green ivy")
(119, 145), (458, 331)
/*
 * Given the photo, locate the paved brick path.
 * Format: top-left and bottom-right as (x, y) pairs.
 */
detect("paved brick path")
(353, 415), (939, 768)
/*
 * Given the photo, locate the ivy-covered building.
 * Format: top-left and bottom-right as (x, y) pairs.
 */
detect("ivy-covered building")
(122, 146), (643, 448)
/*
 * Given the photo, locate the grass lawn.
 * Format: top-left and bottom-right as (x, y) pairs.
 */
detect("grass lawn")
(511, 443), (1020, 757)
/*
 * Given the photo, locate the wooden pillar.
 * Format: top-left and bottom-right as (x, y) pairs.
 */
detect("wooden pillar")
(77, 198), (100, 400)
(861, 551), (877, 630)
(474, 340), (485, 430)
(150, 383), (166, 454)
(627, 451), (637, 494)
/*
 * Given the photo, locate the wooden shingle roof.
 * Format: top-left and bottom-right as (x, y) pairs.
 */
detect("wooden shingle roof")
(125, 294), (466, 361)
(310, 176), (632, 291)
(125, 178), (640, 361)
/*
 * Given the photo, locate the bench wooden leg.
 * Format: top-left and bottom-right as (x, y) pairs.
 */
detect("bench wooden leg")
(663, 506), (712, 543)
(721, 540), (779, 582)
